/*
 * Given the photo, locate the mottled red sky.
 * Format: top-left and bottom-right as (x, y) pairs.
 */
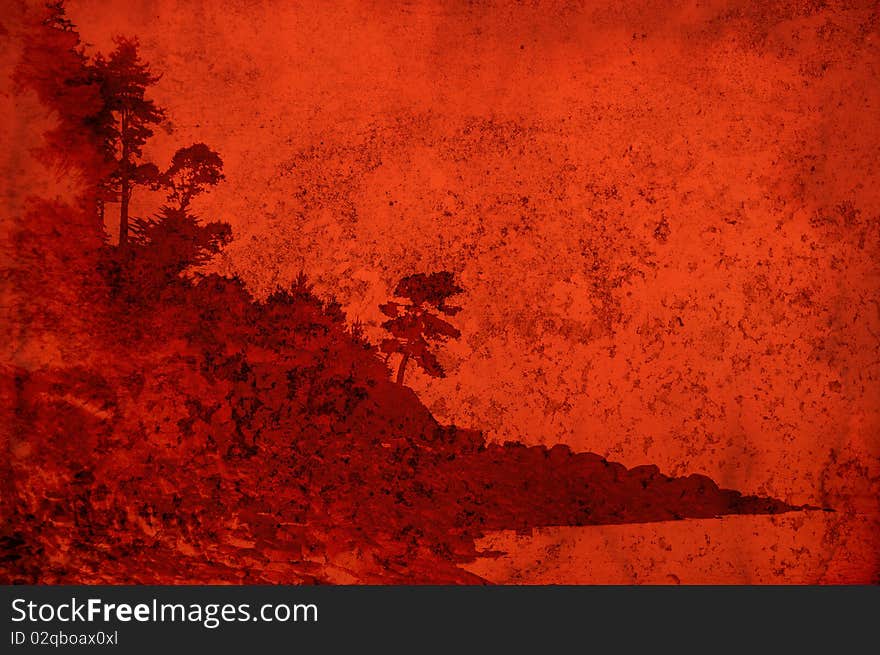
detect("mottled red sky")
(15, 0), (880, 581)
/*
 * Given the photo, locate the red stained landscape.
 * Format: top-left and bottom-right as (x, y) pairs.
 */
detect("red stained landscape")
(1, 0), (878, 584)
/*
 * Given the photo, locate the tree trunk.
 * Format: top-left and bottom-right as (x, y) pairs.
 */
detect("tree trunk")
(396, 352), (410, 385)
(118, 110), (129, 249)
(119, 177), (129, 248)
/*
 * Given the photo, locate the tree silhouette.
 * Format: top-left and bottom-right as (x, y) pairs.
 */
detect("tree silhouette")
(157, 143), (225, 212)
(379, 272), (463, 385)
(91, 37), (165, 248)
(130, 208), (231, 282)
(130, 144), (230, 284)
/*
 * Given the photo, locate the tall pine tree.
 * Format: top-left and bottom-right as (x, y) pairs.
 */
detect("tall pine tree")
(92, 38), (164, 248)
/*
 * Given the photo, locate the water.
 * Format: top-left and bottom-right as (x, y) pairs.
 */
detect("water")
(463, 511), (878, 584)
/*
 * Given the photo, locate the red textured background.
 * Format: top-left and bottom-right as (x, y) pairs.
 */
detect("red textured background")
(3, 0), (879, 583)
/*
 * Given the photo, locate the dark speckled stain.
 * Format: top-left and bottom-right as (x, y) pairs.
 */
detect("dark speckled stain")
(1, 1), (878, 583)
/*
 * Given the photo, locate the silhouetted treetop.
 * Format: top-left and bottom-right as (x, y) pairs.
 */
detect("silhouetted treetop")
(92, 36), (165, 247)
(92, 37), (165, 161)
(380, 271), (463, 384)
(158, 143), (225, 212)
(390, 271), (463, 314)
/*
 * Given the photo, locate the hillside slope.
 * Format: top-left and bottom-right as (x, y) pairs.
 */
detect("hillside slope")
(2, 267), (799, 584)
